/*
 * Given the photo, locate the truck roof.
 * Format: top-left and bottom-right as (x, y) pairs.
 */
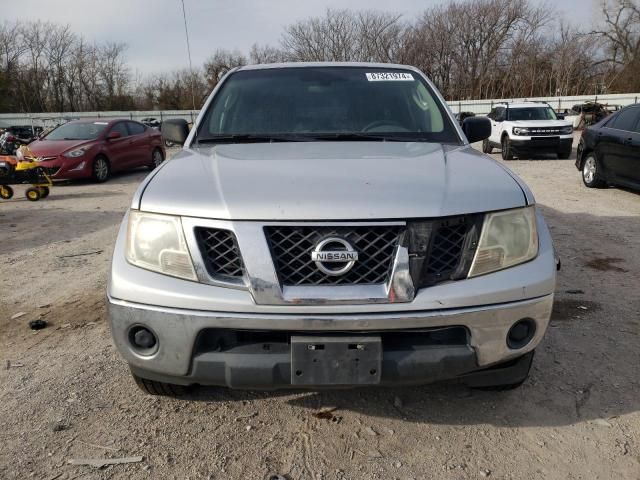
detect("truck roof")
(236, 61), (421, 73)
(494, 102), (551, 109)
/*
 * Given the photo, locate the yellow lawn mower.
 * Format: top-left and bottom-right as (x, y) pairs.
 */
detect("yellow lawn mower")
(0, 146), (53, 202)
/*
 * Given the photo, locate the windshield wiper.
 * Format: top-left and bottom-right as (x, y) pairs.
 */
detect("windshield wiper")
(311, 133), (430, 142)
(196, 134), (313, 144)
(196, 132), (431, 144)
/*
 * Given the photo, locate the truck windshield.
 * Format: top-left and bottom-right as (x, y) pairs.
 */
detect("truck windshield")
(508, 107), (558, 121)
(197, 67), (460, 144)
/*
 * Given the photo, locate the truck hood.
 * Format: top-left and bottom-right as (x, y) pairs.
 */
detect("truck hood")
(138, 142), (528, 220)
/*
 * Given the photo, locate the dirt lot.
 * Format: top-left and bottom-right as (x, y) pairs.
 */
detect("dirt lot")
(1, 143), (639, 480)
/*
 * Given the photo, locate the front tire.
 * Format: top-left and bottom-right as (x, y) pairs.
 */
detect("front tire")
(501, 136), (514, 160)
(131, 372), (192, 397)
(92, 156), (110, 183)
(0, 185), (13, 199)
(25, 187), (41, 201)
(582, 153), (605, 188)
(467, 350), (534, 391)
(482, 139), (493, 154)
(150, 148), (164, 169)
(558, 147), (572, 160)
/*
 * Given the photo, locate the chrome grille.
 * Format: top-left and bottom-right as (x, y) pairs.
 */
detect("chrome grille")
(265, 225), (402, 286)
(194, 227), (245, 279)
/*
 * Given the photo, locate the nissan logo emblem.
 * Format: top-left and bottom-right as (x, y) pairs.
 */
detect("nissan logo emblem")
(310, 237), (359, 276)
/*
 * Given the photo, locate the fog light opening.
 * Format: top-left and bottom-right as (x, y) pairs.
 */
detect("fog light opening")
(507, 319), (536, 350)
(128, 325), (158, 355)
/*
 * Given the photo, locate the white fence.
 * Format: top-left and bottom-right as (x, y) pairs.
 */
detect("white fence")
(448, 93), (640, 114)
(0, 110), (198, 128)
(2, 93), (640, 127)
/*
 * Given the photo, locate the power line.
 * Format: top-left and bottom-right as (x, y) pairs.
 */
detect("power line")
(181, 0), (197, 112)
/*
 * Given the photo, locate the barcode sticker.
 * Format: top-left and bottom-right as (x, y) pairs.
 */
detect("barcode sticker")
(366, 72), (414, 81)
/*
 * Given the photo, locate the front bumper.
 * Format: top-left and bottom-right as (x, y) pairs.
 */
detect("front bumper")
(108, 293), (553, 388)
(38, 157), (92, 180)
(509, 136), (573, 153)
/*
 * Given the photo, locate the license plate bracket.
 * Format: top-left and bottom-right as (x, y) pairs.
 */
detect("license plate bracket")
(290, 336), (382, 385)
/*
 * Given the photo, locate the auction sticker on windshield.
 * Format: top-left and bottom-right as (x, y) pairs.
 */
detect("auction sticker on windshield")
(366, 72), (414, 81)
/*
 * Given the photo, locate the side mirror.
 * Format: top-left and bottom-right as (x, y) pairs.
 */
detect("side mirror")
(161, 119), (190, 146)
(107, 131), (121, 140)
(556, 113), (565, 120)
(462, 116), (491, 144)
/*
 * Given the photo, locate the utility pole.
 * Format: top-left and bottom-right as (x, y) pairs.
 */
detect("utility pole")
(181, 0), (197, 113)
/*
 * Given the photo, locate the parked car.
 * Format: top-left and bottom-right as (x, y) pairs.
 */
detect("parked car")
(454, 111), (476, 126)
(576, 103), (640, 190)
(483, 102), (574, 160)
(108, 62), (556, 396)
(28, 119), (165, 182)
(3, 125), (41, 139)
(141, 117), (161, 129)
(0, 125), (42, 154)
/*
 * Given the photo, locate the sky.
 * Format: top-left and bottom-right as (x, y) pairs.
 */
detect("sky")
(6, 0), (600, 78)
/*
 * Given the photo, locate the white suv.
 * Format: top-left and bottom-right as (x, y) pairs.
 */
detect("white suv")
(483, 102), (573, 160)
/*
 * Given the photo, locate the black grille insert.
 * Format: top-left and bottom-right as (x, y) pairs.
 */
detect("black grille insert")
(265, 225), (402, 286)
(195, 227), (245, 280)
(408, 215), (483, 288)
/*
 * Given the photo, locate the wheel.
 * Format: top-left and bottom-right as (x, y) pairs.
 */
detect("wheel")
(557, 147), (572, 160)
(150, 148), (164, 169)
(92, 156), (110, 183)
(38, 186), (50, 198)
(501, 136), (514, 160)
(25, 187), (41, 201)
(467, 351), (535, 391)
(482, 139), (493, 154)
(0, 185), (13, 199)
(582, 153), (605, 188)
(131, 372), (191, 397)
(165, 139), (174, 148)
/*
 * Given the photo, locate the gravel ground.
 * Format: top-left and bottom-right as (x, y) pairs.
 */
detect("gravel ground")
(1, 141), (639, 480)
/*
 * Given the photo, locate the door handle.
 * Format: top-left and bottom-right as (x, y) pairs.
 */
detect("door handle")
(624, 137), (633, 145)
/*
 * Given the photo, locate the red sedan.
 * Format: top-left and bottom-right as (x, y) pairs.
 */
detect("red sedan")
(28, 119), (166, 182)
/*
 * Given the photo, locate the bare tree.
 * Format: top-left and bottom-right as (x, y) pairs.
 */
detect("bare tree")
(203, 49), (246, 87)
(281, 9), (404, 62)
(249, 43), (288, 64)
(2, 2), (640, 114)
(592, 0), (640, 90)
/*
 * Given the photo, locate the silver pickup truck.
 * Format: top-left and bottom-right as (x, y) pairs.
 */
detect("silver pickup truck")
(107, 63), (556, 396)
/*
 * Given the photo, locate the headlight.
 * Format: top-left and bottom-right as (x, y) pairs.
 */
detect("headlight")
(560, 125), (573, 135)
(513, 127), (529, 136)
(126, 210), (197, 281)
(64, 146), (91, 158)
(468, 206), (538, 277)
